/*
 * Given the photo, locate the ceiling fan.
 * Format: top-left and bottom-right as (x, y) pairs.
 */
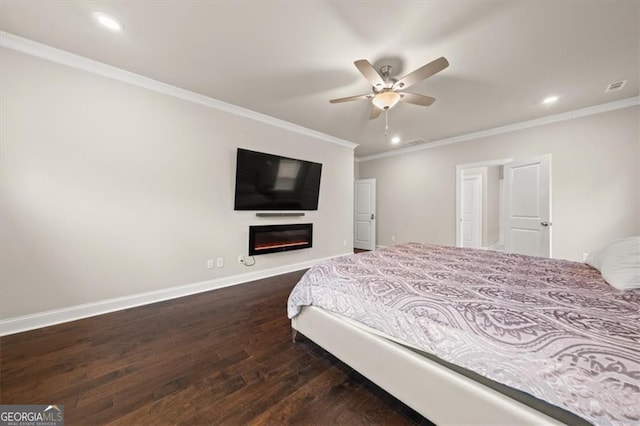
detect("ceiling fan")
(330, 57), (449, 120)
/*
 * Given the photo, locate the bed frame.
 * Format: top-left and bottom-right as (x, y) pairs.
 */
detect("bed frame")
(292, 306), (566, 425)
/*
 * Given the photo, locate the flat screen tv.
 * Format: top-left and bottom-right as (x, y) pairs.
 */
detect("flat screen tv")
(234, 148), (322, 210)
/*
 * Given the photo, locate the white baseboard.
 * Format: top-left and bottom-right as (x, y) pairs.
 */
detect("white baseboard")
(0, 252), (351, 336)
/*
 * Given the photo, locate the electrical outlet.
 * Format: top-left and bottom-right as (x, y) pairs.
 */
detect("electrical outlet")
(582, 252), (590, 263)
(391, 235), (396, 242)
(238, 254), (244, 264)
(207, 259), (214, 269)
(343, 240), (347, 247)
(216, 257), (224, 268)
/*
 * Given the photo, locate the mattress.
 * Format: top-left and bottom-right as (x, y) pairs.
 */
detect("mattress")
(287, 243), (640, 425)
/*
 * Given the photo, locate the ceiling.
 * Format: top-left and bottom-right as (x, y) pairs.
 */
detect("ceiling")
(1, 1), (638, 157)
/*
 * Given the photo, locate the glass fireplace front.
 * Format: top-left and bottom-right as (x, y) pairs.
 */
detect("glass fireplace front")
(249, 223), (313, 256)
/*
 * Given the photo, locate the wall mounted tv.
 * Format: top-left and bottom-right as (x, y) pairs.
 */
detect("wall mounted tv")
(234, 148), (322, 211)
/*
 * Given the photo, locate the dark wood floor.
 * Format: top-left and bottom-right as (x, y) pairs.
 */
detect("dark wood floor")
(0, 270), (430, 425)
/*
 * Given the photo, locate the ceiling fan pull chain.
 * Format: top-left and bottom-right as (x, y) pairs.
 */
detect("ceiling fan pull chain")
(385, 110), (389, 136)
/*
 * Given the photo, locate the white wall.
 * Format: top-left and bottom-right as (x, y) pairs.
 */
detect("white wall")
(0, 47), (354, 319)
(358, 106), (640, 261)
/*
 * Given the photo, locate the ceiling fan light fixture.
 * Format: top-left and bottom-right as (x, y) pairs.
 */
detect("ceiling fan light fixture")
(372, 91), (401, 110)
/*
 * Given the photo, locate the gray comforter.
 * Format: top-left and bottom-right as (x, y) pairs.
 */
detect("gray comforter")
(287, 243), (640, 425)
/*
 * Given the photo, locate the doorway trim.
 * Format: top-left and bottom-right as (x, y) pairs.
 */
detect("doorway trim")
(455, 158), (513, 248)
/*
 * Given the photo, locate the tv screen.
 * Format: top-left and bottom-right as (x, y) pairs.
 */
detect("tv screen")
(234, 148), (322, 210)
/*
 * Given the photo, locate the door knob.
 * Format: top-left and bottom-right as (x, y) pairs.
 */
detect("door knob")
(541, 221), (551, 227)
(371, 213), (375, 220)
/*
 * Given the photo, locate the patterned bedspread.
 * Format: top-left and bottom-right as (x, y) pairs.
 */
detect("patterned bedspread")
(287, 243), (640, 425)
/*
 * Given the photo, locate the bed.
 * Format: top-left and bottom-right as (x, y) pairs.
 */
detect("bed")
(287, 242), (640, 425)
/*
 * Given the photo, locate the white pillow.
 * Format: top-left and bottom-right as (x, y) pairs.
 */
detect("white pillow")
(586, 236), (640, 290)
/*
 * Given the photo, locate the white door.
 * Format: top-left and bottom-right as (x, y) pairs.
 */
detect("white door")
(504, 155), (551, 257)
(462, 175), (483, 248)
(354, 179), (376, 250)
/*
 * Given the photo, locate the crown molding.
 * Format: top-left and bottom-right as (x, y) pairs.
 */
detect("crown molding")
(357, 96), (640, 162)
(0, 31), (358, 150)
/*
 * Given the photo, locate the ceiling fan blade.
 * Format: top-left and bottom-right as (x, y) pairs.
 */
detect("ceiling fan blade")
(399, 92), (436, 107)
(369, 105), (382, 120)
(354, 59), (385, 88)
(329, 94), (372, 104)
(393, 57), (449, 90)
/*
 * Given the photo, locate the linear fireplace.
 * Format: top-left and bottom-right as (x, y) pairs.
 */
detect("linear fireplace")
(249, 223), (313, 256)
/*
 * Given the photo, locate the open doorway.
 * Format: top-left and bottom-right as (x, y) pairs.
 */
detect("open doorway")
(461, 173), (482, 248)
(459, 163), (506, 250)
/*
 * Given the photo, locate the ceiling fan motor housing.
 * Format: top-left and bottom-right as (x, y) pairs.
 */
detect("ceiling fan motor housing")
(374, 65), (397, 92)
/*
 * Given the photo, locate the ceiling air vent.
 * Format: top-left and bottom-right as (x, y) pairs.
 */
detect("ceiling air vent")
(605, 80), (627, 93)
(404, 138), (429, 147)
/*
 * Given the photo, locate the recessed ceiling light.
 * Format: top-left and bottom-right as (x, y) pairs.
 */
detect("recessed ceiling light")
(391, 136), (401, 144)
(93, 12), (122, 31)
(542, 95), (559, 105)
